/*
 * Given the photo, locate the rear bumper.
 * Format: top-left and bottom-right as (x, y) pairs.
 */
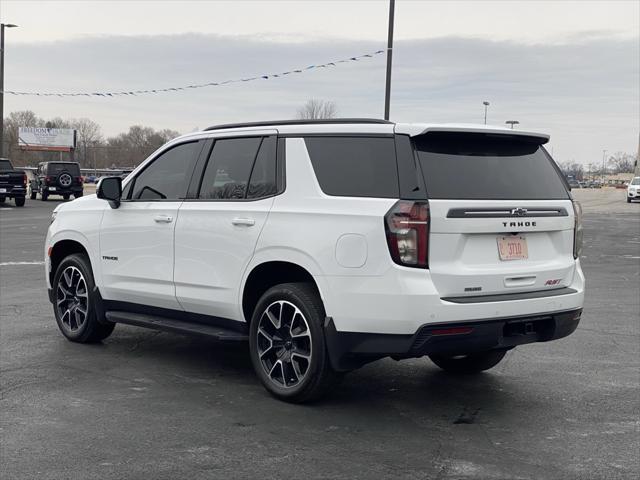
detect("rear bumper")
(44, 185), (83, 194)
(0, 185), (26, 197)
(324, 308), (582, 371)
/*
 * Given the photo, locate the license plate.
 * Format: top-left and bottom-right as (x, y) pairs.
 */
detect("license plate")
(0, 188), (6, 193)
(49, 187), (56, 191)
(497, 235), (528, 261)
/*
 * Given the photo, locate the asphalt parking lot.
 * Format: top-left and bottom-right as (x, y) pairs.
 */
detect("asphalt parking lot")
(1, 189), (639, 480)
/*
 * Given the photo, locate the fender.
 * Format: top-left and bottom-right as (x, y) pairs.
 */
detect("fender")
(238, 246), (332, 317)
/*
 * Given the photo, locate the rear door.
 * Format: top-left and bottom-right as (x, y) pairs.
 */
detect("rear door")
(414, 132), (576, 299)
(174, 133), (278, 321)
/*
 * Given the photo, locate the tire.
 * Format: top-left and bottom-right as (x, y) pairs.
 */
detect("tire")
(627, 197), (631, 203)
(63, 194), (70, 200)
(30, 189), (37, 200)
(0, 197), (5, 203)
(41, 191), (48, 201)
(14, 197), (25, 207)
(75, 191), (83, 199)
(429, 349), (507, 374)
(57, 172), (73, 189)
(52, 253), (115, 343)
(249, 282), (342, 403)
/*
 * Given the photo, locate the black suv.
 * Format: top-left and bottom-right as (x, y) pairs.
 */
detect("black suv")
(30, 162), (84, 201)
(0, 158), (27, 207)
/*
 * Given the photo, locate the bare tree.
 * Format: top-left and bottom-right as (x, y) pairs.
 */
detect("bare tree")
(558, 161), (584, 180)
(607, 152), (635, 174)
(71, 118), (103, 168)
(296, 99), (338, 119)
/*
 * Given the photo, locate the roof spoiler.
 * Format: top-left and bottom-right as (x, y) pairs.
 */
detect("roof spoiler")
(395, 125), (550, 145)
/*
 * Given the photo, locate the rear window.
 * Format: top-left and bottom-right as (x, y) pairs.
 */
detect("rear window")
(304, 137), (398, 198)
(0, 160), (12, 170)
(415, 133), (569, 200)
(46, 163), (80, 175)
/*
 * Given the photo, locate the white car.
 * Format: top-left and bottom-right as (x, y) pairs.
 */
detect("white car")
(45, 119), (585, 402)
(627, 176), (640, 202)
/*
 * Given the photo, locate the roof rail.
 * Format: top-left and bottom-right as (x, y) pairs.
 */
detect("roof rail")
(204, 118), (393, 131)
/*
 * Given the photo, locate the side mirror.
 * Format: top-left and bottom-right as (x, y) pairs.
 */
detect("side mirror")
(97, 177), (122, 208)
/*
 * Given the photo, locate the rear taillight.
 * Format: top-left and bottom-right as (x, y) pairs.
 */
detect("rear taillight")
(572, 200), (583, 259)
(22, 174), (27, 186)
(45, 176), (52, 184)
(384, 200), (430, 268)
(76, 176), (83, 184)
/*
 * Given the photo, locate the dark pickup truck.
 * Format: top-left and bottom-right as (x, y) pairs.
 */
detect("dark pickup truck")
(0, 158), (27, 207)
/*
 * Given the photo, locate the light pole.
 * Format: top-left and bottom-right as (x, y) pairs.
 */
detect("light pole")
(383, 0), (395, 121)
(601, 149), (607, 185)
(505, 120), (519, 129)
(1, 23), (18, 158)
(483, 101), (490, 124)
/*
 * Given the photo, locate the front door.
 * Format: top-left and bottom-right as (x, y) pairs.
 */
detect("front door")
(99, 140), (204, 310)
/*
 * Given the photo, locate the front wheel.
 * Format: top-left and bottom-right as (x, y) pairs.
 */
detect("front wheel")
(52, 253), (115, 343)
(627, 197), (632, 203)
(429, 349), (508, 374)
(14, 197), (25, 207)
(249, 283), (342, 403)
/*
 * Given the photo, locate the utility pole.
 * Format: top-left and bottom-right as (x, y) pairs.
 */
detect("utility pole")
(602, 149), (607, 185)
(0, 23), (18, 157)
(383, 0), (395, 121)
(483, 101), (490, 124)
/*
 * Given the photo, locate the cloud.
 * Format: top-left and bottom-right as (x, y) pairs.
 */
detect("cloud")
(5, 33), (639, 165)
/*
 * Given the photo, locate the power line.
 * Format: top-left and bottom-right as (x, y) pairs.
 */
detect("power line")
(2, 50), (384, 98)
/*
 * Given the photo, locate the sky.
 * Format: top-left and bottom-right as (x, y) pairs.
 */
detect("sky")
(1, 0), (638, 166)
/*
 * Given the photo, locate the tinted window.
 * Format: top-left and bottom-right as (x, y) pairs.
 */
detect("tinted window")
(47, 163), (80, 175)
(414, 133), (569, 200)
(304, 137), (398, 198)
(198, 137), (262, 199)
(0, 160), (12, 170)
(130, 141), (200, 200)
(631, 177), (640, 186)
(247, 137), (277, 199)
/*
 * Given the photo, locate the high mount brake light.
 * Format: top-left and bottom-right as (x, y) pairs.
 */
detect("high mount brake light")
(572, 200), (583, 259)
(384, 200), (430, 268)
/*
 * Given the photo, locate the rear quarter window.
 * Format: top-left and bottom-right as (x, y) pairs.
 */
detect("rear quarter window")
(414, 133), (569, 200)
(303, 136), (398, 198)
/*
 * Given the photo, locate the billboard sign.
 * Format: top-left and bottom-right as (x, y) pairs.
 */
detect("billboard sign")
(18, 127), (76, 152)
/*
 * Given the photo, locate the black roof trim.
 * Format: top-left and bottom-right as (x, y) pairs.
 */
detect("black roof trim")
(204, 118), (393, 131)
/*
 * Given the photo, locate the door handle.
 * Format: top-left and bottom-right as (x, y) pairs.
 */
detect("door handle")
(154, 214), (173, 223)
(232, 217), (255, 227)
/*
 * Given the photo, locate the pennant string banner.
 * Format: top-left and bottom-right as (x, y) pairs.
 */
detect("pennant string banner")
(2, 50), (384, 98)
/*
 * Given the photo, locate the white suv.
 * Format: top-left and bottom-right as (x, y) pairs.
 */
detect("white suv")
(45, 119), (585, 402)
(627, 176), (640, 202)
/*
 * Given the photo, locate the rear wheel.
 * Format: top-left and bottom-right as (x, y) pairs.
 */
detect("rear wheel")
(249, 283), (341, 403)
(14, 197), (25, 207)
(75, 191), (83, 198)
(429, 349), (507, 374)
(63, 194), (70, 200)
(30, 189), (37, 200)
(41, 191), (48, 201)
(0, 197), (5, 203)
(52, 253), (115, 343)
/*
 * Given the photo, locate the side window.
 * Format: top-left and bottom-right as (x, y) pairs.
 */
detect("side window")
(130, 141), (201, 200)
(304, 136), (399, 198)
(198, 137), (262, 199)
(247, 136), (277, 199)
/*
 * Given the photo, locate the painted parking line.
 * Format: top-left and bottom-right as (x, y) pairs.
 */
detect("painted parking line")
(0, 261), (45, 266)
